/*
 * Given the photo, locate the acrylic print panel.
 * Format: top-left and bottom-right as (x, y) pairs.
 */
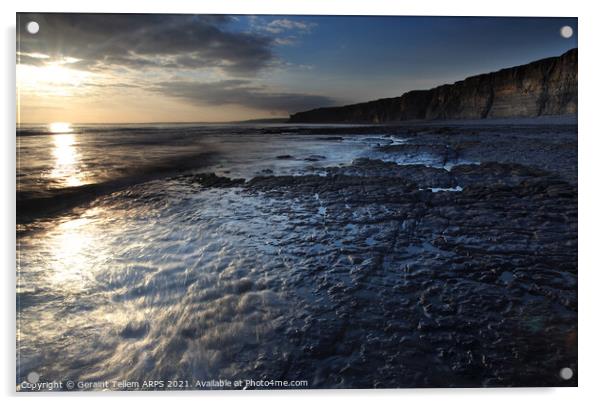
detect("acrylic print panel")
(16, 13), (577, 391)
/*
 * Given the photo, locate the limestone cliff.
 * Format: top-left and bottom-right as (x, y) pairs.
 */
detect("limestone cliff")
(289, 48), (577, 123)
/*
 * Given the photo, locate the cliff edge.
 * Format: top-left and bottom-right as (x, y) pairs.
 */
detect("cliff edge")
(289, 48), (577, 123)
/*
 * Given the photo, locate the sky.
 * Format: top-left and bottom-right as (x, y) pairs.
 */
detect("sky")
(16, 14), (578, 123)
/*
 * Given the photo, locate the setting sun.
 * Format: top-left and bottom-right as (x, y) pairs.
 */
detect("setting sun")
(48, 122), (73, 134)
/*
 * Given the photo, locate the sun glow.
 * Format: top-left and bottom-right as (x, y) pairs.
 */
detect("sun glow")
(42, 64), (86, 85)
(49, 122), (73, 134)
(17, 62), (92, 97)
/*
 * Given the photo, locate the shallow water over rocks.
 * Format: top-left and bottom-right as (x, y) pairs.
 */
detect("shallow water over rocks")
(17, 123), (577, 389)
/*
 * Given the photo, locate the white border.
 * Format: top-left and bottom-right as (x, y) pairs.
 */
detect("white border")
(2, 1), (600, 404)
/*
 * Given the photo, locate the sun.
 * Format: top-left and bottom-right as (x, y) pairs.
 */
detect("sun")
(49, 122), (73, 134)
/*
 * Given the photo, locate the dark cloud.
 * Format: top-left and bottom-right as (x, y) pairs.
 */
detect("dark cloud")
(17, 13), (273, 75)
(155, 80), (337, 114)
(16, 54), (48, 66)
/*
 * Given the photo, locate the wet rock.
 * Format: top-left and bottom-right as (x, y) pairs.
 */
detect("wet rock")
(22, 123), (576, 389)
(328, 158), (456, 188)
(304, 155), (327, 162)
(240, 127), (576, 387)
(175, 172), (245, 188)
(451, 162), (551, 187)
(120, 321), (150, 339)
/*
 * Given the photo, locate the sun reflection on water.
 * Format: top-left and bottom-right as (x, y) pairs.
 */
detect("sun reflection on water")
(49, 131), (87, 187)
(47, 208), (106, 292)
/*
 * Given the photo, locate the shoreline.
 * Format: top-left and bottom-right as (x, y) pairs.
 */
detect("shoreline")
(17, 122), (577, 388)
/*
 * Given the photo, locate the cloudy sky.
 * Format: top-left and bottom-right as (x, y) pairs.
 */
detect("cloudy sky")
(17, 14), (577, 123)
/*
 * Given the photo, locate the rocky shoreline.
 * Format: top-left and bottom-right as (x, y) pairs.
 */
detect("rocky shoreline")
(178, 123), (577, 387)
(17, 122), (577, 388)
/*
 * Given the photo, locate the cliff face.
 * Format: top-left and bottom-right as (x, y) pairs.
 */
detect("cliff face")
(290, 48), (577, 123)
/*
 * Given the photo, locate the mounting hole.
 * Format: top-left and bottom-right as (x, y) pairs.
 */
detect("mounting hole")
(559, 367), (573, 380)
(26, 21), (39, 35)
(27, 371), (40, 384)
(560, 26), (573, 39)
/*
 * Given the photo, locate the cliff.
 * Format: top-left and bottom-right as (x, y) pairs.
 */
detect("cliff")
(289, 48), (577, 123)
